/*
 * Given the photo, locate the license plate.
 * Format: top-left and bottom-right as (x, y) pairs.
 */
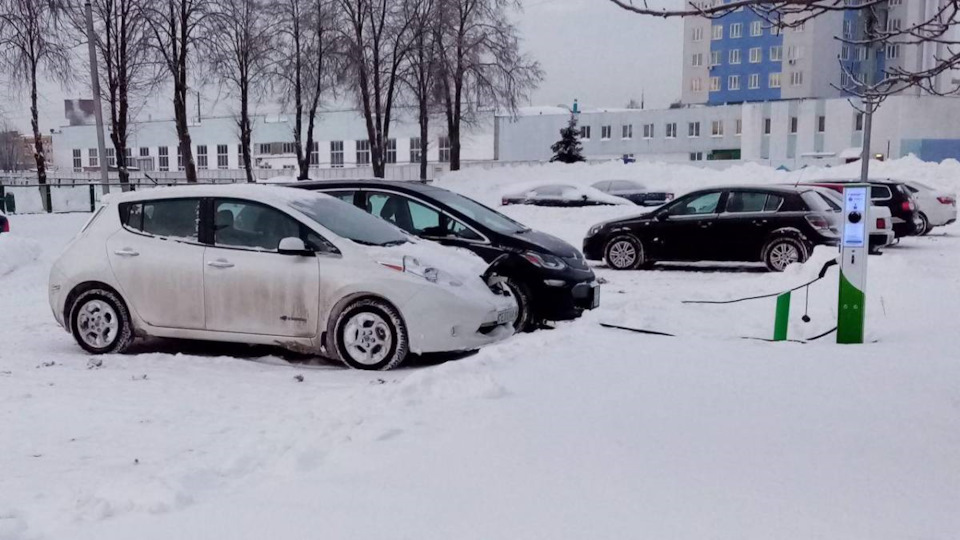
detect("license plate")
(591, 284), (601, 308)
(497, 308), (516, 325)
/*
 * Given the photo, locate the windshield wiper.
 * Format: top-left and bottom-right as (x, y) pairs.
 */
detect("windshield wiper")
(379, 239), (408, 247)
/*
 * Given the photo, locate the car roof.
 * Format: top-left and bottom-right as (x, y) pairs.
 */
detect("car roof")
(103, 183), (328, 206)
(294, 179), (444, 194)
(805, 178), (904, 185)
(690, 185), (809, 194)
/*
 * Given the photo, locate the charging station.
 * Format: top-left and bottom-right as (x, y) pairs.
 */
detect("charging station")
(837, 184), (869, 344)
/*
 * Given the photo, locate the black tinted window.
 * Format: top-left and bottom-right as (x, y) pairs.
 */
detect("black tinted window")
(764, 194), (784, 211)
(123, 198), (200, 240)
(328, 190), (358, 204)
(215, 200), (300, 251)
(871, 186), (892, 200)
(668, 192), (721, 216)
(725, 192), (767, 213)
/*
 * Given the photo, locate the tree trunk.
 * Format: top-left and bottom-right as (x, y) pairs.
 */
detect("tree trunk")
(240, 86), (254, 183)
(418, 96), (428, 181)
(450, 124), (461, 171)
(29, 62), (51, 212)
(110, 132), (129, 188)
(174, 85), (197, 182)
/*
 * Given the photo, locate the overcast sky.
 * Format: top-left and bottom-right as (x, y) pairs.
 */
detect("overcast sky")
(1, 0), (682, 133)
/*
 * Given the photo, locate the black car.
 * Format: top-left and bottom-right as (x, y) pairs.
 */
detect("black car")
(0, 211), (7, 234)
(804, 179), (920, 238)
(292, 180), (599, 331)
(583, 186), (840, 272)
(592, 180), (675, 206)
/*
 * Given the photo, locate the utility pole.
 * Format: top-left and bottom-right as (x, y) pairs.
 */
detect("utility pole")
(85, 0), (110, 195)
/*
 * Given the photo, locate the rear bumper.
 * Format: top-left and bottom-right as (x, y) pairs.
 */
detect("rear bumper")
(870, 231), (894, 251)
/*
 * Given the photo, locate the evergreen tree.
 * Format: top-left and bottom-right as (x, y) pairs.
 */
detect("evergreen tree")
(550, 114), (586, 163)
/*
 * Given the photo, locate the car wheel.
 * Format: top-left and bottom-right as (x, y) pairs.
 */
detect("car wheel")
(604, 235), (644, 270)
(762, 237), (807, 272)
(69, 288), (134, 354)
(918, 213), (931, 235)
(332, 298), (408, 371)
(504, 278), (535, 333)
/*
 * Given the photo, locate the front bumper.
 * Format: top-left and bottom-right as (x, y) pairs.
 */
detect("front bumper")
(532, 276), (599, 321)
(402, 288), (517, 354)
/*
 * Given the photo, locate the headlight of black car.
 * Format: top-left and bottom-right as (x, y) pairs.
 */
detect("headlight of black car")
(587, 225), (603, 237)
(522, 251), (567, 270)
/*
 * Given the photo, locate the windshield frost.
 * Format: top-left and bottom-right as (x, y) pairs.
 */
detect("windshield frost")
(290, 197), (408, 246)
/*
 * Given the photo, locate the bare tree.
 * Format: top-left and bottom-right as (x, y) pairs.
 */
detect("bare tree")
(402, 0), (439, 181)
(434, 0), (542, 171)
(0, 121), (25, 171)
(144, 0), (210, 182)
(277, 0), (337, 181)
(339, 0), (418, 178)
(0, 0), (71, 210)
(205, 0), (277, 182)
(68, 0), (159, 187)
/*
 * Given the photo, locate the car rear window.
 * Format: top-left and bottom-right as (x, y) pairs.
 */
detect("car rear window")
(871, 185), (893, 200)
(119, 198), (200, 241)
(801, 191), (834, 213)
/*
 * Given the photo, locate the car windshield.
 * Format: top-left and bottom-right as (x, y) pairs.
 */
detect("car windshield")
(290, 196), (409, 246)
(426, 188), (529, 234)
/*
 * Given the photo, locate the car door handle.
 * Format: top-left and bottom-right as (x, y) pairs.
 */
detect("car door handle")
(113, 248), (139, 257)
(207, 260), (235, 269)
(753, 220), (768, 226)
(699, 222), (712, 228)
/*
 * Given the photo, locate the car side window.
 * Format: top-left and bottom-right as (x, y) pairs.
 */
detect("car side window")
(764, 194), (784, 212)
(214, 199), (301, 251)
(668, 192), (721, 216)
(368, 193), (441, 236)
(446, 219), (483, 241)
(724, 191), (767, 213)
(871, 186), (892, 200)
(121, 198), (200, 241)
(327, 190), (358, 205)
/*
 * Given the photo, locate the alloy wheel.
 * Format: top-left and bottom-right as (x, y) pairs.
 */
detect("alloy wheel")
(769, 242), (800, 271)
(608, 240), (638, 269)
(76, 299), (120, 349)
(342, 312), (393, 366)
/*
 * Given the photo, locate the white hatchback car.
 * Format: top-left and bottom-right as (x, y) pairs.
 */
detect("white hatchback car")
(49, 185), (517, 370)
(903, 180), (957, 235)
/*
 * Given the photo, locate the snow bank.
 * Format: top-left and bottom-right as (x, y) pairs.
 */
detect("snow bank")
(0, 234), (41, 276)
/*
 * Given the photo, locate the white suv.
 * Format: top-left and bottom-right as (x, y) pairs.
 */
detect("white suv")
(49, 185), (517, 370)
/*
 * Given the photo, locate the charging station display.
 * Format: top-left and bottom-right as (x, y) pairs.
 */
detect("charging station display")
(837, 185), (869, 344)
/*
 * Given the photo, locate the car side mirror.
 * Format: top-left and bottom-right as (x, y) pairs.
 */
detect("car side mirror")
(278, 237), (314, 256)
(581, 194), (589, 200)
(656, 212), (669, 221)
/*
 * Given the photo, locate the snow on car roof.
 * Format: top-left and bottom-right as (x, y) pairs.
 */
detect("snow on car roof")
(104, 183), (330, 206)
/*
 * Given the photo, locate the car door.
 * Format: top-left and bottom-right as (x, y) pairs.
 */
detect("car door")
(652, 191), (724, 261)
(714, 190), (783, 261)
(106, 198), (206, 330)
(202, 198), (321, 338)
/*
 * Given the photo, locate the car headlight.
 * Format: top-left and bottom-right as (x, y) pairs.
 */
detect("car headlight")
(588, 225), (602, 237)
(379, 255), (445, 284)
(522, 251), (567, 270)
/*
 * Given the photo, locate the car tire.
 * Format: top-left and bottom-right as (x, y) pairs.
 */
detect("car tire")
(762, 237), (808, 272)
(505, 278), (535, 333)
(918, 212), (931, 235)
(332, 298), (408, 371)
(69, 288), (134, 355)
(604, 235), (645, 270)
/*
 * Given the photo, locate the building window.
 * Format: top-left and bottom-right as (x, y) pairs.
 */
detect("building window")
(769, 72), (782, 88)
(688, 122), (701, 138)
(711, 120), (724, 137)
(730, 22), (742, 38)
(689, 152), (704, 161)
(843, 19), (852, 38)
(356, 139), (371, 165)
(886, 44), (900, 59)
(282, 142), (297, 154)
(841, 72), (851, 87)
(855, 112), (864, 132)
(795, 21), (805, 32)
(642, 124), (654, 139)
(691, 53), (703, 67)
(790, 71), (804, 86)
(409, 137), (422, 163)
(197, 145), (208, 169)
(728, 75), (741, 90)
(710, 51), (721, 66)
(72, 148), (82, 171)
(858, 46), (868, 61)
(690, 77), (702, 92)
(331, 140), (344, 167)
(764, 118), (772, 135)
(887, 18), (901, 32)
(817, 116), (826, 133)
(712, 24), (723, 40)
(749, 73), (760, 89)
(177, 146), (184, 171)
(439, 136), (451, 162)
(735, 119), (742, 136)
(729, 49), (741, 64)
(841, 46), (850, 61)
(308, 141), (319, 166)
(751, 21), (762, 36)
(158, 146), (169, 171)
(580, 125), (592, 139)
(749, 47), (761, 63)
(665, 123), (677, 138)
(217, 144), (228, 169)
(788, 45), (803, 61)
(88, 148), (98, 168)
(257, 143), (272, 155)
(790, 117), (799, 134)
(385, 138), (397, 164)
(124, 148), (133, 167)
(770, 46), (782, 62)
(105, 147), (116, 167)
(623, 124), (634, 139)
(710, 76), (720, 91)
(601, 125), (612, 140)
(692, 27), (703, 41)
(771, 24), (780, 36)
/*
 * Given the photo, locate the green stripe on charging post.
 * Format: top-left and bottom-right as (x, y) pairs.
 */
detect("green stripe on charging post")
(773, 291), (791, 341)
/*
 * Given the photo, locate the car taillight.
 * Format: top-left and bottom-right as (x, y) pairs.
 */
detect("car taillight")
(501, 198), (509, 206)
(0, 219), (7, 233)
(902, 200), (914, 212)
(876, 218), (886, 229)
(937, 196), (956, 206)
(805, 214), (830, 230)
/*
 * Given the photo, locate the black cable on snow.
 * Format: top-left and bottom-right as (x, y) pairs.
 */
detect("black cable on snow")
(682, 259), (839, 306)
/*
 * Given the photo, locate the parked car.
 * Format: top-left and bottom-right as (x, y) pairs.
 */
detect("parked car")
(0, 210), (7, 234)
(902, 180), (957, 235)
(804, 179), (921, 238)
(292, 180), (600, 331)
(501, 184), (628, 207)
(807, 187), (894, 254)
(583, 186), (840, 272)
(591, 180), (675, 206)
(48, 185), (517, 371)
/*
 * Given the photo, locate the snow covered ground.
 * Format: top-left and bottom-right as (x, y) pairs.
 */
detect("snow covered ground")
(2, 159), (960, 539)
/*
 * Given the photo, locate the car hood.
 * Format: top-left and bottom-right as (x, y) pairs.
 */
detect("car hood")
(502, 229), (582, 258)
(590, 211), (656, 230)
